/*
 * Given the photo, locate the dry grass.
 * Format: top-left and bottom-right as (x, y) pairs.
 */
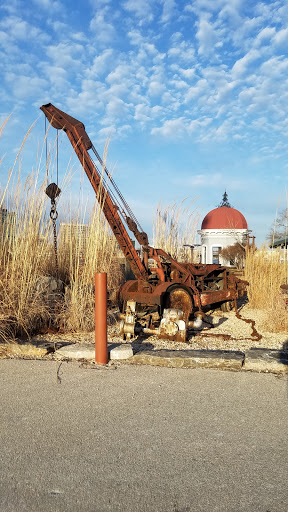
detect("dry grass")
(0, 120), (124, 339)
(56, 204), (123, 332)
(244, 247), (288, 332)
(0, 167), (52, 340)
(153, 199), (200, 261)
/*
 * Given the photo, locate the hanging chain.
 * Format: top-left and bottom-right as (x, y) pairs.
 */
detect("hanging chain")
(45, 124), (61, 278)
(51, 198), (59, 276)
(45, 183), (61, 277)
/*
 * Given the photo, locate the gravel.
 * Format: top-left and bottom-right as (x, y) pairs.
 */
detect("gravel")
(30, 303), (288, 355)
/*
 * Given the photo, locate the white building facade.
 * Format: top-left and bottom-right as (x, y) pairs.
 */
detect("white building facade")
(198, 206), (250, 265)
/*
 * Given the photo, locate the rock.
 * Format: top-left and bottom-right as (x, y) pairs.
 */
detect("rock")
(55, 343), (95, 360)
(243, 348), (288, 373)
(35, 276), (64, 296)
(109, 344), (133, 360)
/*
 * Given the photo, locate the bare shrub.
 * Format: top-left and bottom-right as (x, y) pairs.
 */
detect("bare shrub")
(219, 242), (246, 269)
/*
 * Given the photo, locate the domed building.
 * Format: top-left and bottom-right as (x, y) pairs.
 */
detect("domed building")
(198, 193), (251, 265)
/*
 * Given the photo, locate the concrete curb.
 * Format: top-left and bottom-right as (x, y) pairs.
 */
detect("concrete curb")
(53, 343), (288, 373)
(243, 348), (288, 373)
(129, 349), (245, 370)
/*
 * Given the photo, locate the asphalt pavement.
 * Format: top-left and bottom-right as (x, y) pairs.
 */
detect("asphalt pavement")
(0, 359), (287, 512)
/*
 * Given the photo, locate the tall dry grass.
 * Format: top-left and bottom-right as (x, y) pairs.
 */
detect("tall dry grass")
(153, 199), (200, 261)
(244, 247), (288, 332)
(0, 120), (123, 339)
(56, 205), (123, 332)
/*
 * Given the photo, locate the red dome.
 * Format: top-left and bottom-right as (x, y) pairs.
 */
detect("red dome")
(201, 206), (248, 230)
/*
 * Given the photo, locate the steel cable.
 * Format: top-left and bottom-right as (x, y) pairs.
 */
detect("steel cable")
(91, 145), (145, 233)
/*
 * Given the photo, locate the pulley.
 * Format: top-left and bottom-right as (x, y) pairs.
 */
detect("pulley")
(45, 183), (61, 202)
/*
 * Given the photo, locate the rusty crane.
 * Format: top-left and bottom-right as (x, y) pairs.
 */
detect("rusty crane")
(40, 103), (247, 342)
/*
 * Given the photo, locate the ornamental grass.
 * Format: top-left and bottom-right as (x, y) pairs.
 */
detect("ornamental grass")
(0, 120), (123, 340)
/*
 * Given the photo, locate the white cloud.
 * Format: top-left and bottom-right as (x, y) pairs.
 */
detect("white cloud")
(106, 64), (131, 85)
(5, 73), (48, 99)
(170, 78), (189, 89)
(148, 80), (166, 96)
(0, 15), (50, 44)
(98, 125), (116, 139)
(105, 97), (131, 119)
(173, 170), (244, 191)
(183, 172), (223, 187)
(122, 0), (153, 22)
(196, 16), (219, 56)
(98, 123), (132, 141)
(160, 0), (176, 23)
(231, 49), (260, 77)
(273, 27), (288, 47)
(66, 79), (106, 116)
(32, 0), (62, 12)
(254, 26), (276, 46)
(179, 68), (196, 79)
(89, 0), (112, 6)
(168, 41), (195, 62)
(87, 49), (114, 78)
(260, 56), (288, 77)
(151, 118), (186, 138)
(0, 30), (17, 54)
(188, 117), (212, 133)
(90, 12), (116, 43)
(127, 29), (143, 46)
(46, 42), (84, 69)
(41, 65), (68, 88)
(185, 79), (208, 102)
(134, 103), (162, 125)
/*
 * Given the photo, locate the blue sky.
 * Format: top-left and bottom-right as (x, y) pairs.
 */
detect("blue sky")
(1, 0), (288, 245)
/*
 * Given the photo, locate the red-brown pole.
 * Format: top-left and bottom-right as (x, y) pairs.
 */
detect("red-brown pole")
(95, 273), (108, 364)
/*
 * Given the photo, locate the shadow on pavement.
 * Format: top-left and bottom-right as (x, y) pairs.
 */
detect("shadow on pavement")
(279, 340), (288, 398)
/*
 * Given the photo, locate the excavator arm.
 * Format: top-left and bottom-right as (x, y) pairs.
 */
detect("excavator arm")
(40, 103), (149, 281)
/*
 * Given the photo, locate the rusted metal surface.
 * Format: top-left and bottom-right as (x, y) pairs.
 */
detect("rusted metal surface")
(197, 289), (236, 307)
(125, 217), (149, 246)
(163, 287), (193, 322)
(159, 308), (186, 342)
(280, 284), (288, 305)
(233, 299), (262, 341)
(95, 273), (108, 364)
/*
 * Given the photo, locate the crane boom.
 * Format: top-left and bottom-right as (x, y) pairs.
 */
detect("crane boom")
(40, 103), (149, 281)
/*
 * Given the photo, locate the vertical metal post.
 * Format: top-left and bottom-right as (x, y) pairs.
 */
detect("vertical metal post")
(246, 235), (250, 253)
(95, 273), (108, 364)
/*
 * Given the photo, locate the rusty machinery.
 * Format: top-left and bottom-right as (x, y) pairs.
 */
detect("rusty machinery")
(40, 103), (248, 342)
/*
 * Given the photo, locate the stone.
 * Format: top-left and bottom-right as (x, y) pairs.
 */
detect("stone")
(54, 343), (134, 362)
(55, 343), (95, 361)
(243, 348), (288, 373)
(109, 344), (133, 360)
(130, 349), (245, 370)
